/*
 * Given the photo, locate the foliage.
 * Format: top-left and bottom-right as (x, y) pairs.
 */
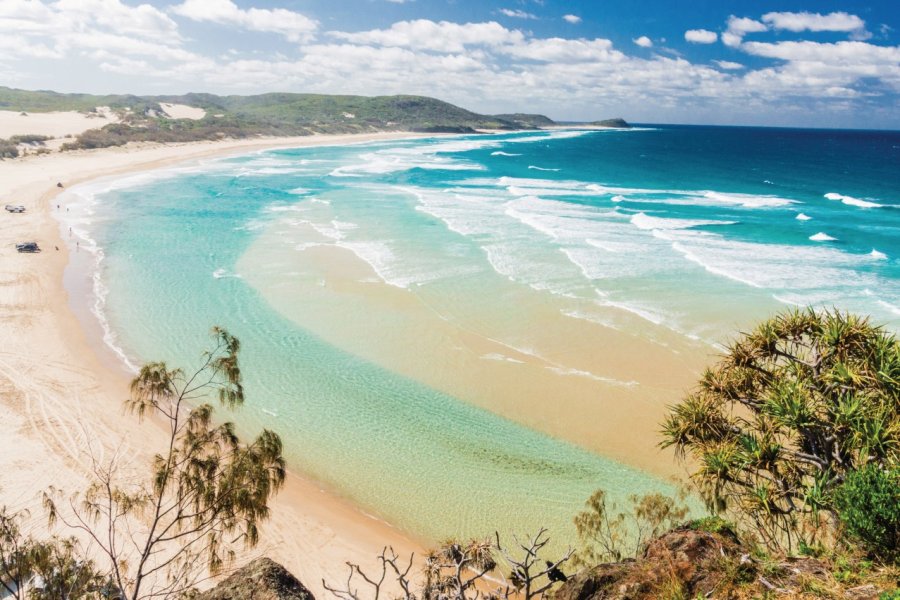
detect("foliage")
(573, 489), (689, 565)
(324, 530), (572, 600)
(0, 507), (103, 600)
(661, 309), (900, 551)
(9, 134), (51, 145)
(0, 139), (18, 158)
(834, 464), (900, 563)
(687, 515), (737, 537)
(43, 328), (286, 600)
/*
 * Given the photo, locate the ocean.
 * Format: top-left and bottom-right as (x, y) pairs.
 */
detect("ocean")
(59, 125), (900, 546)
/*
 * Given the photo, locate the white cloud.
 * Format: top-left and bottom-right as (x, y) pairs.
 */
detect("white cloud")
(685, 29), (717, 44)
(499, 9), (536, 20)
(720, 16), (767, 47)
(740, 40), (900, 65)
(721, 32), (742, 48)
(761, 11), (865, 33)
(170, 0), (318, 42)
(714, 60), (744, 70)
(633, 36), (652, 48)
(331, 20), (523, 53)
(726, 16), (767, 35)
(501, 37), (621, 63)
(562, 14), (581, 25)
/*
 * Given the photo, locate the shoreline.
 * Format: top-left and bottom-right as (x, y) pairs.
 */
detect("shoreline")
(0, 132), (433, 595)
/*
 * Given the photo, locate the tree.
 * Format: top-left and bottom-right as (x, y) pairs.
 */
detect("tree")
(0, 507), (102, 600)
(661, 309), (900, 550)
(44, 327), (286, 600)
(572, 490), (688, 566)
(323, 531), (572, 600)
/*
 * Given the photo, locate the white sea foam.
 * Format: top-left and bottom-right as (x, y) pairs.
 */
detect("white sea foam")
(824, 192), (882, 208)
(630, 212), (736, 231)
(877, 300), (900, 316)
(560, 309), (621, 330)
(237, 167), (306, 177)
(546, 366), (638, 387)
(491, 151), (522, 156)
(55, 186), (142, 374)
(809, 232), (837, 242)
(870, 249), (888, 260)
(696, 191), (796, 208)
(599, 299), (669, 326)
(656, 228), (878, 292)
(796, 213), (812, 221)
(481, 353), (525, 364)
(213, 268), (243, 279)
(467, 177), (801, 211)
(772, 294), (805, 307)
(295, 242), (323, 251)
(506, 130), (592, 144)
(288, 187), (310, 195)
(528, 165), (561, 172)
(266, 204), (307, 213)
(329, 148), (486, 177)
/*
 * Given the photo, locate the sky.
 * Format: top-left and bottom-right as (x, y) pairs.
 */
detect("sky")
(0, 0), (898, 128)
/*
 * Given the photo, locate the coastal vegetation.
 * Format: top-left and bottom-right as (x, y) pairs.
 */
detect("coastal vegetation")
(0, 86), (561, 152)
(661, 309), (900, 553)
(0, 139), (18, 158)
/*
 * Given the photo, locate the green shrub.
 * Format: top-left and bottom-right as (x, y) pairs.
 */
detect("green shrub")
(834, 464), (900, 563)
(0, 138), (18, 158)
(9, 133), (51, 144)
(688, 515), (737, 537)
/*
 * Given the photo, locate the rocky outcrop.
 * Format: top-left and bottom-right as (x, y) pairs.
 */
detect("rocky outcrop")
(554, 527), (745, 600)
(196, 558), (315, 600)
(551, 526), (888, 600)
(590, 118), (630, 128)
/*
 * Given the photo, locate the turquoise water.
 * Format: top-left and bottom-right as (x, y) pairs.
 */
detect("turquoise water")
(60, 126), (899, 545)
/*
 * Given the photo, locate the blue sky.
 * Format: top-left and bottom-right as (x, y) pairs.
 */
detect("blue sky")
(0, 0), (897, 127)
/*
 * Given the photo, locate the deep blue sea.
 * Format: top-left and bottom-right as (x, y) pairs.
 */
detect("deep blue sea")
(59, 125), (900, 546)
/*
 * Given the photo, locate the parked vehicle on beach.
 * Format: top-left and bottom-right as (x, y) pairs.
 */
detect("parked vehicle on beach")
(4, 204), (25, 213)
(15, 242), (40, 252)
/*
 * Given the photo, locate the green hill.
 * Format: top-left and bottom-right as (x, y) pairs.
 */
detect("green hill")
(590, 117), (631, 128)
(0, 87), (531, 147)
(493, 113), (557, 128)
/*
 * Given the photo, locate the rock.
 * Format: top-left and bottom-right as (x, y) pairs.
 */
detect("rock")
(195, 558), (315, 600)
(844, 584), (879, 600)
(553, 527), (745, 600)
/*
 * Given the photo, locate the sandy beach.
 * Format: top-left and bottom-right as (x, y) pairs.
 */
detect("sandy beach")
(0, 131), (431, 595)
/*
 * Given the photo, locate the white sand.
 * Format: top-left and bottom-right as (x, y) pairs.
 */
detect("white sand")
(160, 103), (206, 120)
(0, 108), (118, 139)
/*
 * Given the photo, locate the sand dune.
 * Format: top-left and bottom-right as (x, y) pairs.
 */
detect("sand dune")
(0, 108), (118, 139)
(160, 103), (206, 120)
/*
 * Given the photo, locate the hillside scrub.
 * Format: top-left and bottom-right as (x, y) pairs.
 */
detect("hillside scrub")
(661, 308), (900, 552)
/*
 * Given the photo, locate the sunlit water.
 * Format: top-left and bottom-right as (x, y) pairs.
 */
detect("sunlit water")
(59, 126), (900, 546)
